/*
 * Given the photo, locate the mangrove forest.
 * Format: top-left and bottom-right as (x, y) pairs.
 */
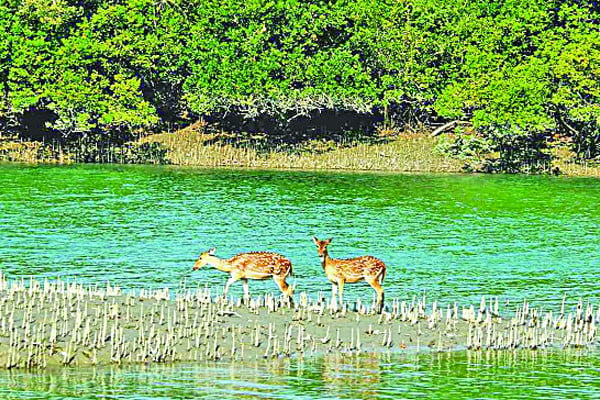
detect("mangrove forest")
(0, 0), (599, 172)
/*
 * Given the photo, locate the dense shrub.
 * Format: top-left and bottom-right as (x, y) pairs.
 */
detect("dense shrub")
(0, 0), (598, 170)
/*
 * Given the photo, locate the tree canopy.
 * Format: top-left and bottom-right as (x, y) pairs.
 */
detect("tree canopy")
(1, 0), (598, 168)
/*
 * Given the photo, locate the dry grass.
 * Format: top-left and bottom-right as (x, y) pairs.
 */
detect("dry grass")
(141, 123), (462, 173)
(0, 135), (73, 164)
(552, 161), (600, 177)
(3, 124), (599, 177)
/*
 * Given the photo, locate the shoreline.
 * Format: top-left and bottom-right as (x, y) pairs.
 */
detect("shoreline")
(0, 273), (598, 370)
(2, 122), (599, 177)
(2, 159), (600, 180)
(2, 153), (599, 180)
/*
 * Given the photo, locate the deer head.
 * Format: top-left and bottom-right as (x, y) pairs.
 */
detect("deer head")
(193, 247), (216, 270)
(312, 236), (332, 263)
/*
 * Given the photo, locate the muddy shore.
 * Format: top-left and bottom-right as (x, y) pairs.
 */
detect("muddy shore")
(0, 272), (598, 369)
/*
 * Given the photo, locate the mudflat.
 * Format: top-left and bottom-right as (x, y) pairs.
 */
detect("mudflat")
(0, 273), (597, 369)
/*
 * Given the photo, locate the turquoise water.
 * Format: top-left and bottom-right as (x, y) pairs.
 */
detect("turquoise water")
(1, 163), (600, 398)
(1, 164), (599, 308)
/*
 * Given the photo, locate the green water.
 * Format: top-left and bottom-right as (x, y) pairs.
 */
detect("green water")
(1, 163), (600, 398)
(1, 351), (599, 399)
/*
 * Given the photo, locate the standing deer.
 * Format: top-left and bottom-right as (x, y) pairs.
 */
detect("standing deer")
(312, 236), (386, 313)
(193, 247), (294, 303)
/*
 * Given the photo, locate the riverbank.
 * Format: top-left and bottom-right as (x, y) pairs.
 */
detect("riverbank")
(138, 123), (462, 173)
(0, 272), (597, 370)
(3, 129), (600, 176)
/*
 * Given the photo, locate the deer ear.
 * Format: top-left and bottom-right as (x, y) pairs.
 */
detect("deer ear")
(325, 238), (332, 244)
(208, 247), (216, 255)
(312, 236), (319, 245)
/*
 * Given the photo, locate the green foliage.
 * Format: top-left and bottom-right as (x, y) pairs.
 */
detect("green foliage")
(439, 127), (552, 173)
(0, 0), (599, 171)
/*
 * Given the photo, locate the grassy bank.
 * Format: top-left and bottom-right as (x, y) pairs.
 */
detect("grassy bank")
(141, 124), (600, 176)
(0, 135), (70, 164)
(548, 160), (600, 178)
(0, 272), (598, 370)
(140, 123), (461, 172)
(2, 127), (459, 172)
(0, 132), (170, 165)
(3, 126), (600, 177)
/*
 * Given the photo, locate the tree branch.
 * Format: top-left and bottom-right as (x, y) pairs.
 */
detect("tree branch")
(557, 113), (579, 136)
(429, 120), (471, 137)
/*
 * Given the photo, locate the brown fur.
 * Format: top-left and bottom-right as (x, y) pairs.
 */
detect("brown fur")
(313, 237), (386, 313)
(226, 252), (293, 278)
(193, 248), (294, 302)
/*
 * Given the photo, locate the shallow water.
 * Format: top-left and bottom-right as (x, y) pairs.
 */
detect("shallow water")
(1, 164), (600, 398)
(1, 351), (600, 399)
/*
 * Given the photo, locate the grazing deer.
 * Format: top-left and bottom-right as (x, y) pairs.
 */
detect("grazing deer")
(193, 247), (294, 303)
(312, 236), (386, 313)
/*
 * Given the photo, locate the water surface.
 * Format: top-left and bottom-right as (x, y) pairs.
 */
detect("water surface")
(1, 351), (600, 399)
(1, 164), (598, 309)
(1, 164), (600, 398)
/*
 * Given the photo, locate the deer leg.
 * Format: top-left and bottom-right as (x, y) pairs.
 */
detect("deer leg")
(241, 278), (250, 304)
(330, 282), (338, 311)
(223, 274), (239, 298)
(377, 290), (385, 314)
(366, 277), (385, 314)
(273, 276), (294, 307)
(337, 278), (345, 308)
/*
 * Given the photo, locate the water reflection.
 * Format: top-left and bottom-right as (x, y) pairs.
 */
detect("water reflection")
(1, 350), (599, 399)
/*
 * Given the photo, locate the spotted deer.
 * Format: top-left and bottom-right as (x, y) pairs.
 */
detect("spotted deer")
(312, 236), (386, 313)
(193, 247), (294, 303)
